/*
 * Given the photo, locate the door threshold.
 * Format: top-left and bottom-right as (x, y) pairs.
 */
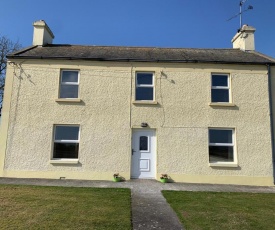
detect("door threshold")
(130, 178), (156, 180)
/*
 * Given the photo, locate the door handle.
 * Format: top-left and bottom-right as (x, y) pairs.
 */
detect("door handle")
(132, 149), (136, 155)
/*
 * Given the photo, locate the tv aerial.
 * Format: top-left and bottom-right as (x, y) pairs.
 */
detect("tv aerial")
(227, 0), (253, 29)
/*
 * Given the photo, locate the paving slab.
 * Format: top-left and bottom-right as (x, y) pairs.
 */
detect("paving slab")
(1, 177), (274, 193)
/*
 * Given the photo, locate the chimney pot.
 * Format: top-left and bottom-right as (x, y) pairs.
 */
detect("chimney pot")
(32, 20), (54, 46)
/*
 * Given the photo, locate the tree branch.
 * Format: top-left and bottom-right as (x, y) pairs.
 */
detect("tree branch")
(0, 35), (22, 116)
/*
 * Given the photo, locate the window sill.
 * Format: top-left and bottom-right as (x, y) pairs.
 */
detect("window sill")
(49, 159), (79, 164)
(55, 98), (82, 103)
(209, 163), (238, 168)
(209, 103), (236, 107)
(132, 101), (158, 105)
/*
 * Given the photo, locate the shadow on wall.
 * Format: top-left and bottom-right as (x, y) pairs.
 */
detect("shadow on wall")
(6, 63), (35, 154)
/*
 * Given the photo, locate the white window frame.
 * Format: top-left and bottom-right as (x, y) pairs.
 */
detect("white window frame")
(59, 70), (80, 99)
(211, 73), (231, 103)
(135, 72), (155, 101)
(208, 128), (238, 167)
(51, 125), (80, 163)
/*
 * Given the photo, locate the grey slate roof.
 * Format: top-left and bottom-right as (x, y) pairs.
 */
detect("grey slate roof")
(7, 44), (275, 65)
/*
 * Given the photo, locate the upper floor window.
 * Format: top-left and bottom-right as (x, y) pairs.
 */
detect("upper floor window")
(53, 125), (80, 159)
(209, 128), (235, 164)
(211, 74), (230, 103)
(135, 72), (154, 101)
(59, 70), (79, 98)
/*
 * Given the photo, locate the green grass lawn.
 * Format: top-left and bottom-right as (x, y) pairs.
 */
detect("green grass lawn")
(0, 185), (131, 230)
(162, 191), (275, 230)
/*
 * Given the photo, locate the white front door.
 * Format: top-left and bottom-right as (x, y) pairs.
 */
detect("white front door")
(131, 129), (156, 179)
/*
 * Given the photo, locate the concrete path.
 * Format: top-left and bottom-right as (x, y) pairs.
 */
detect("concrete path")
(1, 178), (275, 229)
(131, 180), (183, 230)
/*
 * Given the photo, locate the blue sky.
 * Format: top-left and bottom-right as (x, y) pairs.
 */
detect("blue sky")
(1, 0), (275, 57)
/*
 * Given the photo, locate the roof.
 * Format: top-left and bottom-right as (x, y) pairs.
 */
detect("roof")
(7, 44), (275, 65)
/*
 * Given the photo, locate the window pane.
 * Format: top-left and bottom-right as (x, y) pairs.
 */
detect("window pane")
(136, 87), (153, 100)
(137, 73), (153, 85)
(209, 129), (232, 144)
(61, 71), (78, 83)
(60, 85), (78, 98)
(211, 89), (229, 102)
(53, 143), (79, 158)
(209, 146), (234, 162)
(140, 136), (148, 151)
(212, 75), (228, 87)
(55, 126), (79, 141)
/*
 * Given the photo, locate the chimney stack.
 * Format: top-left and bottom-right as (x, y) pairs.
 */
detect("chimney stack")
(231, 25), (256, 51)
(32, 20), (54, 46)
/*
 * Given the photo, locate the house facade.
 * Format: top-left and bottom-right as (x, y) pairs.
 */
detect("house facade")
(0, 20), (275, 186)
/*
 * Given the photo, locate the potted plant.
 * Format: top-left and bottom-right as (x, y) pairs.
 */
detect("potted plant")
(113, 173), (122, 182)
(160, 174), (169, 183)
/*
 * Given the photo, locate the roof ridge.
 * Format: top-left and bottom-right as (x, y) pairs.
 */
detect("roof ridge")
(45, 44), (239, 51)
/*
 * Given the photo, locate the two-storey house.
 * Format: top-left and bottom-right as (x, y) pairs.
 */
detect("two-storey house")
(0, 20), (275, 185)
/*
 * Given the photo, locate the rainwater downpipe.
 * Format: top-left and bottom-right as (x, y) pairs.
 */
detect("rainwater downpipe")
(267, 64), (275, 184)
(129, 64), (133, 129)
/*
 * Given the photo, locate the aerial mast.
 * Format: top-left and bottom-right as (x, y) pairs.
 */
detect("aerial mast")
(240, 0), (245, 28)
(227, 0), (253, 30)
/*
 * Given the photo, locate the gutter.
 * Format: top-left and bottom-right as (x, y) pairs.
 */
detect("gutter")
(267, 64), (275, 184)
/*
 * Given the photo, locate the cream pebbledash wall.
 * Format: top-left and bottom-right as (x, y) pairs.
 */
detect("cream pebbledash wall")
(0, 59), (273, 186)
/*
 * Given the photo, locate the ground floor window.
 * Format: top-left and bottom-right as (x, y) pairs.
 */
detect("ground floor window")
(209, 128), (235, 163)
(53, 125), (80, 159)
